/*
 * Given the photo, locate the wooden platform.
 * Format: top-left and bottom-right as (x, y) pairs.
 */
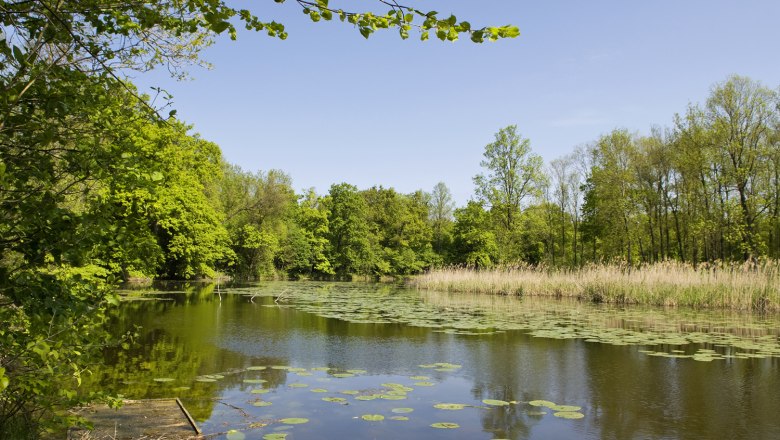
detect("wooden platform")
(68, 398), (201, 440)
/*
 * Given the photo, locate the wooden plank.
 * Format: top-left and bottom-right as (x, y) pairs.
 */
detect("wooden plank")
(68, 398), (202, 440)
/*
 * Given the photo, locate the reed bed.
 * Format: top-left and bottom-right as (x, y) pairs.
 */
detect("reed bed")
(412, 261), (780, 312)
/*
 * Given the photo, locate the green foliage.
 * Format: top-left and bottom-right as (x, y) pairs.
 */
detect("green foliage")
(451, 202), (498, 268)
(325, 183), (373, 276)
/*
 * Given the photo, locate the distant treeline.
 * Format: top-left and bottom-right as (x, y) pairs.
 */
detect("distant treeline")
(4, 75), (777, 284)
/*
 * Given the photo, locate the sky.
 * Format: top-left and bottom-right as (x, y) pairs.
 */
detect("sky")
(130, 1), (780, 205)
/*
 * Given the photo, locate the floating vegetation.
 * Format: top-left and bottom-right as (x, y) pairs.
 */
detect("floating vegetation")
(346, 369), (367, 374)
(431, 422), (460, 429)
(322, 397), (347, 403)
(252, 401), (272, 407)
(332, 373), (355, 378)
(380, 394), (407, 400)
(391, 408), (414, 413)
(271, 366), (289, 370)
(309, 388), (328, 393)
(263, 434), (287, 440)
(433, 403), (467, 410)
(414, 382), (436, 387)
(287, 383), (308, 388)
(241, 282), (780, 362)
(528, 400), (557, 408)
(355, 395), (379, 401)
(226, 430), (246, 440)
(247, 366), (267, 371)
(550, 405), (581, 412)
(243, 379), (267, 384)
(340, 390), (360, 395)
(153, 378), (174, 383)
(553, 411), (585, 419)
(390, 416), (409, 421)
(361, 414), (385, 421)
(410, 376), (429, 380)
(279, 418), (309, 425)
(194, 378), (217, 383)
(482, 399), (510, 406)
(250, 389), (270, 394)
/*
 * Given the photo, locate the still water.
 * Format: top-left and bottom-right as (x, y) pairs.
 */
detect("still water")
(87, 281), (780, 439)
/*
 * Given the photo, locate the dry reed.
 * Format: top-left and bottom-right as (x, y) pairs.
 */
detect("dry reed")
(412, 261), (780, 312)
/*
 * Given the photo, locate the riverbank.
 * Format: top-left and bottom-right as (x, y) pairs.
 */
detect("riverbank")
(412, 262), (780, 312)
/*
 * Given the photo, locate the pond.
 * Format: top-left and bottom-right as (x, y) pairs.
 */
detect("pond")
(86, 281), (780, 439)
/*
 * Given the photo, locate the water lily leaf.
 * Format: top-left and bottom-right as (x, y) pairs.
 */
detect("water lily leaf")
(528, 400), (557, 408)
(332, 373), (355, 378)
(410, 376), (429, 380)
(322, 397), (347, 403)
(434, 403), (467, 410)
(356, 395), (379, 401)
(414, 382), (435, 387)
(346, 369), (367, 374)
(226, 430), (246, 440)
(247, 366), (267, 371)
(295, 372), (313, 376)
(153, 378), (174, 382)
(279, 418), (309, 424)
(340, 390), (360, 395)
(195, 378), (217, 383)
(361, 414), (385, 421)
(482, 399), (510, 406)
(288, 383), (308, 388)
(250, 389), (270, 394)
(310, 388), (328, 393)
(263, 434), (287, 440)
(252, 401), (272, 407)
(311, 367), (331, 371)
(431, 422), (460, 429)
(380, 394), (407, 400)
(391, 408), (414, 413)
(172, 386), (190, 391)
(553, 411), (585, 419)
(243, 379), (267, 384)
(390, 416), (409, 421)
(271, 366), (290, 370)
(550, 405), (581, 412)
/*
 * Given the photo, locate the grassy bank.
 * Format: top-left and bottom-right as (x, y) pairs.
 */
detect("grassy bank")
(412, 262), (780, 312)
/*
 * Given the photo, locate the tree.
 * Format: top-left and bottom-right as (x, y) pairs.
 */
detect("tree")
(474, 125), (545, 231)
(451, 201), (498, 268)
(325, 183), (373, 276)
(429, 182), (456, 259)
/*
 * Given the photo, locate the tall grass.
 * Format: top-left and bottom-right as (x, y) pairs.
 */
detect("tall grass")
(412, 261), (780, 312)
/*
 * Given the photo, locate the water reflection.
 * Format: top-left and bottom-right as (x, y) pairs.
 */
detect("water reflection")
(83, 281), (780, 439)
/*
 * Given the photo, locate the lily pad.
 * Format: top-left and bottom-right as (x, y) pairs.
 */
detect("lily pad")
(483, 399), (510, 406)
(361, 414), (385, 421)
(252, 401), (272, 407)
(346, 369), (367, 374)
(310, 388), (328, 393)
(390, 416), (409, 421)
(356, 395), (379, 401)
(410, 376), (429, 380)
(340, 390), (360, 395)
(550, 405), (581, 412)
(153, 378), (174, 383)
(263, 434), (287, 440)
(332, 373), (355, 378)
(414, 382), (436, 387)
(288, 383), (308, 388)
(250, 389), (270, 394)
(380, 394), (407, 400)
(279, 418), (309, 425)
(434, 403), (467, 410)
(243, 379), (267, 384)
(195, 378), (217, 383)
(553, 411), (585, 419)
(528, 400), (557, 408)
(247, 366), (267, 371)
(322, 397), (347, 403)
(431, 422), (460, 429)
(226, 430), (245, 440)
(391, 408), (414, 413)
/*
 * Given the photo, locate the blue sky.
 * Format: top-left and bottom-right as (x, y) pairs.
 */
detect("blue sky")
(131, 1), (780, 205)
